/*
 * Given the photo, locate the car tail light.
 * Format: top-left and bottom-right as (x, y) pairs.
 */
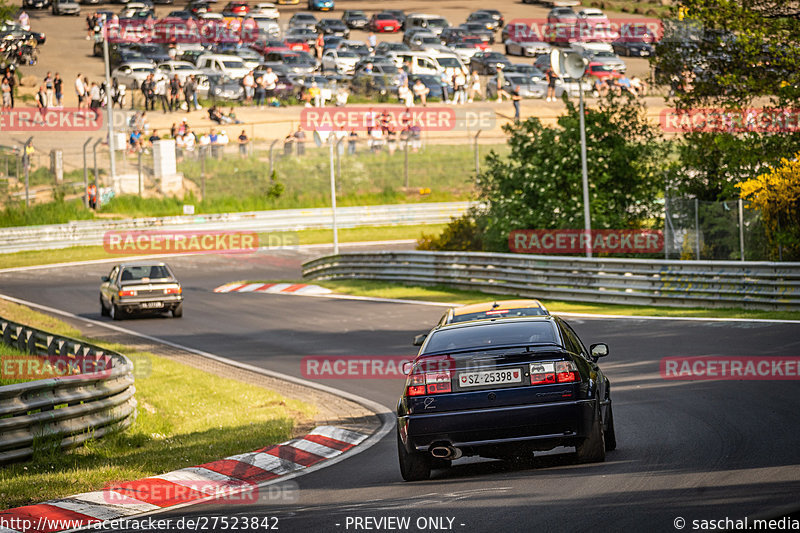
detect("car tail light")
(530, 361), (580, 385)
(164, 287), (182, 295)
(406, 370), (452, 397)
(119, 289), (137, 297)
(555, 361), (580, 383)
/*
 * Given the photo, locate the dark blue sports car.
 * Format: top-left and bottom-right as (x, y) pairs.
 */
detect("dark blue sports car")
(397, 312), (615, 481)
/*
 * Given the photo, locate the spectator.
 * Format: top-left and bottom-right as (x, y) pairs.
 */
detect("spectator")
(410, 122), (422, 152)
(617, 74), (634, 96)
(218, 130), (229, 154)
(630, 76), (647, 97)
(89, 82), (101, 117)
(148, 129), (160, 146)
(243, 70), (255, 103)
(545, 66), (558, 102)
(169, 75), (182, 111)
(237, 130), (249, 157)
(413, 78), (429, 106)
(397, 66), (408, 89)
(4, 66), (15, 108)
(1, 76), (11, 111)
(141, 74), (155, 111)
(111, 78), (125, 108)
(496, 64), (509, 102)
(155, 75), (170, 112)
(18, 10), (30, 31)
(209, 128), (222, 158)
(367, 32), (376, 50)
(593, 77), (609, 97)
(335, 84), (349, 106)
(453, 70), (467, 105)
(369, 127), (384, 152)
(293, 126), (306, 155)
(263, 67), (278, 104)
(183, 75), (195, 111)
(468, 70), (481, 102)
(209, 105), (223, 124)
(254, 73), (266, 108)
(283, 132), (294, 155)
(44, 72), (54, 107)
(511, 85), (522, 122)
(183, 128), (196, 154)
(54, 73), (63, 107)
(399, 84), (413, 107)
(129, 129), (142, 153)
(315, 32), (324, 58)
(440, 71), (451, 103)
(35, 84), (47, 110)
(308, 82), (322, 107)
(87, 183), (97, 209)
(348, 130), (357, 155)
(170, 122), (178, 138)
(362, 62), (373, 74)
(226, 107), (241, 124)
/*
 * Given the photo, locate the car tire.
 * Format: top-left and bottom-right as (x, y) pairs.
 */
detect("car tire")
(172, 303), (183, 318)
(575, 402), (606, 463)
(505, 45), (510, 55)
(397, 430), (431, 481)
(100, 295), (109, 317)
(604, 403), (617, 451)
(110, 303), (125, 321)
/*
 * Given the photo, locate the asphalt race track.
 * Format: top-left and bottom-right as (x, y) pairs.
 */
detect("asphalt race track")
(2, 247), (800, 533)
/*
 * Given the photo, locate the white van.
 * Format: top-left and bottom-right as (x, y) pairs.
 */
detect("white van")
(405, 14), (449, 36)
(195, 54), (250, 80)
(395, 51), (467, 78)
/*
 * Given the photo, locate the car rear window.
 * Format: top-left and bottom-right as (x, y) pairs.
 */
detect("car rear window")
(120, 265), (172, 281)
(424, 321), (557, 353)
(451, 306), (547, 323)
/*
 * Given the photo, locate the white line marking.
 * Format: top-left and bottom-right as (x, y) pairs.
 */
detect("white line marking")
(290, 439), (342, 459)
(310, 425), (369, 445)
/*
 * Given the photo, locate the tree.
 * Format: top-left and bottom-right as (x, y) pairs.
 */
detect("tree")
(654, 0), (800, 201)
(474, 95), (667, 252)
(0, 0), (17, 22)
(736, 153), (800, 260)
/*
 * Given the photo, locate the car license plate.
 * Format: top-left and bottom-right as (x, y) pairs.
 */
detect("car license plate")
(386, 26), (394, 31)
(640, 50), (650, 56)
(140, 302), (163, 309)
(458, 368), (522, 388)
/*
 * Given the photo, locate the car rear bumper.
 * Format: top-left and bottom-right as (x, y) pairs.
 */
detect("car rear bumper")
(118, 295), (182, 313)
(399, 398), (595, 453)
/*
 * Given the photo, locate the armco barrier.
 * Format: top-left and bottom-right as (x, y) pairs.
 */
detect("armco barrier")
(0, 317), (136, 464)
(0, 202), (470, 254)
(302, 251), (800, 311)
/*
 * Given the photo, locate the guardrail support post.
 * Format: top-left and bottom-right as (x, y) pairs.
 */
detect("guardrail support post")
(404, 139), (409, 189)
(23, 137), (33, 208)
(474, 130), (482, 176)
(137, 150), (143, 197)
(694, 198), (700, 260)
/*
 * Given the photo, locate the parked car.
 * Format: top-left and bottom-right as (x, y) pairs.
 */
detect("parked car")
(458, 22), (494, 44)
(398, 313), (614, 480)
(111, 61), (165, 89)
(195, 53), (250, 79)
(505, 37), (551, 57)
(469, 50), (511, 74)
(100, 262), (183, 320)
(156, 60), (203, 82)
(251, 2), (279, 19)
(381, 9), (406, 30)
(375, 41), (411, 55)
(317, 18), (349, 37)
(308, 0), (333, 12)
(249, 14), (281, 38)
(284, 36), (311, 52)
(369, 13), (401, 33)
(447, 37), (486, 61)
(476, 9), (503, 28)
(259, 50), (317, 75)
(52, 0), (80, 16)
(486, 71), (547, 99)
(276, 0), (298, 4)
(612, 36), (654, 57)
(342, 10), (368, 29)
(285, 27), (318, 47)
(405, 13), (449, 36)
(251, 39), (289, 56)
(409, 33), (447, 52)
(321, 48), (360, 74)
(547, 7), (578, 25)
(407, 73), (451, 100)
(466, 11), (500, 32)
(288, 12), (318, 31)
(24, 0), (51, 9)
(200, 73), (245, 100)
(577, 7), (609, 25)
(222, 0), (249, 16)
(337, 39), (370, 57)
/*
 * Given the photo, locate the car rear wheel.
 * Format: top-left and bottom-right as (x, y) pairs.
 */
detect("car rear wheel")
(397, 431), (431, 481)
(172, 303), (183, 318)
(110, 303), (125, 321)
(575, 402), (606, 463)
(100, 295), (109, 317)
(604, 403), (617, 451)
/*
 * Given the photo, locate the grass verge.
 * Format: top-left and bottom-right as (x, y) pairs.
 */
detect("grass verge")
(314, 280), (800, 321)
(0, 299), (315, 509)
(0, 223), (446, 270)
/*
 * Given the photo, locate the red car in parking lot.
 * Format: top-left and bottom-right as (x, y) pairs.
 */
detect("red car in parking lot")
(223, 1), (249, 16)
(369, 13), (401, 33)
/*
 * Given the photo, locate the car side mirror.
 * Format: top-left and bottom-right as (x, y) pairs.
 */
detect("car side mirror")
(590, 343), (609, 358)
(101, 276), (110, 282)
(412, 333), (427, 346)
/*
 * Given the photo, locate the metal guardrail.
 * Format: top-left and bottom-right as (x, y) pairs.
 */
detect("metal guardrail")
(302, 251), (800, 311)
(0, 317), (136, 464)
(0, 202), (470, 254)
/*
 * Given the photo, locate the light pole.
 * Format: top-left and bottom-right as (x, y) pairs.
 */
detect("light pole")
(102, 25), (117, 187)
(329, 134), (339, 254)
(578, 79), (591, 258)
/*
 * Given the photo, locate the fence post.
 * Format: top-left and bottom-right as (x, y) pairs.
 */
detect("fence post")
(664, 195), (669, 260)
(82, 138), (93, 209)
(474, 130), (482, 176)
(92, 138), (103, 189)
(137, 150), (143, 197)
(738, 198), (745, 261)
(23, 137), (33, 207)
(336, 137), (344, 192)
(404, 138), (409, 188)
(694, 197), (700, 260)
(269, 138), (278, 177)
(201, 147), (206, 201)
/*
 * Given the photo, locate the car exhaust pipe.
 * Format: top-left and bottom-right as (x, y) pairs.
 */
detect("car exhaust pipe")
(430, 445), (462, 460)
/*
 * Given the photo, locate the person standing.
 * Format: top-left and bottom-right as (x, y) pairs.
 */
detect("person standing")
(183, 75), (196, 111)
(293, 126), (306, 155)
(367, 32), (376, 51)
(89, 81), (101, 118)
(43, 72), (54, 108)
(5, 68), (16, 108)
(237, 130), (249, 157)
(242, 70), (255, 104)
(263, 67), (278, 104)
(348, 130), (357, 155)
(36, 84), (47, 111)
(496, 64), (508, 102)
(396, 66), (408, 90)
(511, 84), (522, 122)
(169, 74), (182, 111)
(254, 73), (266, 108)
(315, 32), (324, 58)
(1, 76), (11, 111)
(140, 74), (153, 111)
(53, 73), (63, 107)
(468, 70), (481, 102)
(546, 66), (558, 102)
(155, 75), (170, 112)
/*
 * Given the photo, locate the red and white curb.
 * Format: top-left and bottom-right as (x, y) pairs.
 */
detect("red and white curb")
(0, 426), (365, 533)
(214, 282), (332, 296)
